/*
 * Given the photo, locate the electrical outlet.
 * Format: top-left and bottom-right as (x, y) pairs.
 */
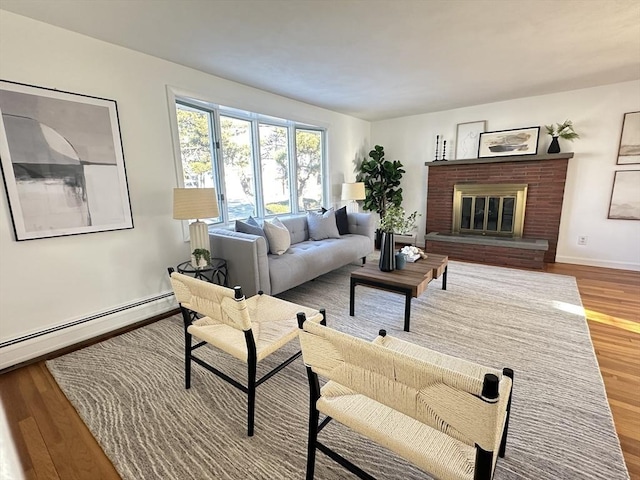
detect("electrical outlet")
(577, 236), (588, 246)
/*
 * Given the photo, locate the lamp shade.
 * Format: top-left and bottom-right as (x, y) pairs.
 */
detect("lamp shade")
(341, 182), (366, 201)
(173, 188), (219, 220)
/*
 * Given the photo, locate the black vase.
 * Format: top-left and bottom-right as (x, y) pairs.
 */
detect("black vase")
(379, 232), (395, 272)
(548, 136), (560, 154)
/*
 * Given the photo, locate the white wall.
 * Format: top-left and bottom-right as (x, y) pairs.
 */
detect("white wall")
(0, 12), (370, 369)
(371, 81), (640, 271)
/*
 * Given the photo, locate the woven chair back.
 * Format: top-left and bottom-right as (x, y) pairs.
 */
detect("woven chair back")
(299, 321), (511, 452)
(170, 272), (252, 331)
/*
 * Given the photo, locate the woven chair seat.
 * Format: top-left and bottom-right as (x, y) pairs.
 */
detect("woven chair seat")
(189, 294), (322, 362)
(319, 380), (476, 480)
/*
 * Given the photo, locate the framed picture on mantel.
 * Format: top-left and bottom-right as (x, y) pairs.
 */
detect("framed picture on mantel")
(455, 120), (486, 160)
(478, 126), (540, 158)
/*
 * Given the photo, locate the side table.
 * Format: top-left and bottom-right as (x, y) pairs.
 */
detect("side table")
(176, 258), (229, 287)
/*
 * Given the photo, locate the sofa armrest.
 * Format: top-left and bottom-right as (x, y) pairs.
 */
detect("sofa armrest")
(209, 229), (271, 297)
(347, 212), (376, 241)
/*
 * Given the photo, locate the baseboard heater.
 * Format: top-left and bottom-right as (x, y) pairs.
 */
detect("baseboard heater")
(0, 292), (175, 349)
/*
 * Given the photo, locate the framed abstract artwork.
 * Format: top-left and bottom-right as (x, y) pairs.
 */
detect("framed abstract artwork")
(0, 80), (133, 240)
(478, 126), (540, 158)
(617, 111), (640, 165)
(608, 170), (640, 220)
(455, 120), (486, 160)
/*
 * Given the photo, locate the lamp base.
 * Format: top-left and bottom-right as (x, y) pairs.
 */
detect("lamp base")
(189, 220), (210, 268)
(346, 200), (360, 214)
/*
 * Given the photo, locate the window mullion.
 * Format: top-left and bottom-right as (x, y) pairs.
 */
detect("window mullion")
(211, 108), (227, 223)
(251, 119), (264, 218)
(289, 126), (298, 213)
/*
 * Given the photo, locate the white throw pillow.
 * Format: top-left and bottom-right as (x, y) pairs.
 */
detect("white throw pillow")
(263, 217), (291, 255)
(307, 208), (341, 240)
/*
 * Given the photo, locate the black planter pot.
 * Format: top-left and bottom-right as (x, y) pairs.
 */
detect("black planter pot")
(547, 136), (560, 154)
(379, 232), (395, 272)
(374, 229), (383, 250)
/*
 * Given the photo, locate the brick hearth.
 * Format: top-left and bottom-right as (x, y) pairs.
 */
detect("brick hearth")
(425, 153), (574, 269)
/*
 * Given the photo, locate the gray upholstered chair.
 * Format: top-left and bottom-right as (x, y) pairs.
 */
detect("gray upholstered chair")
(297, 318), (514, 480)
(168, 270), (324, 436)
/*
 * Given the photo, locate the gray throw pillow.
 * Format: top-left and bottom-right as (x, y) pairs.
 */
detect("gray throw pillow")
(263, 217), (291, 255)
(235, 216), (270, 252)
(307, 209), (341, 240)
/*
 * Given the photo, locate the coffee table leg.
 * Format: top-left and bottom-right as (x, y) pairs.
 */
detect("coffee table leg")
(442, 265), (448, 290)
(350, 277), (356, 316)
(404, 292), (412, 332)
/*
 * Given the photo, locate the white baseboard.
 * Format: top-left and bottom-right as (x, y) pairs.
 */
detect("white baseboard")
(555, 255), (640, 272)
(0, 293), (177, 370)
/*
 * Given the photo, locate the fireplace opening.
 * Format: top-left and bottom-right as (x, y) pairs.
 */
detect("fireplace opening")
(452, 184), (528, 237)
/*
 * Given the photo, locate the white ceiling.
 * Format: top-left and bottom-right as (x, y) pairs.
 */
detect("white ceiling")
(1, 0), (639, 121)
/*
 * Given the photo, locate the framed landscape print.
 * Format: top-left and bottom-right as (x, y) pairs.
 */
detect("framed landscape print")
(455, 120), (486, 160)
(608, 170), (640, 220)
(0, 80), (133, 240)
(478, 126), (540, 158)
(617, 111), (640, 165)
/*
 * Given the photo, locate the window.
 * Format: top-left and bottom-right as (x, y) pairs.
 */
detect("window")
(175, 103), (220, 222)
(259, 123), (290, 215)
(296, 129), (323, 211)
(221, 115), (256, 221)
(174, 98), (326, 225)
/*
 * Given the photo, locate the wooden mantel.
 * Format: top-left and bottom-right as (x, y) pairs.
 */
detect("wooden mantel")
(424, 152), (574, 167)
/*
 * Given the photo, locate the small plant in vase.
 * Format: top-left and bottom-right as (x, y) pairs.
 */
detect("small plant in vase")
(545, 120), (579, 154)
(191, 248), (211, 268)
(378, 206), (420, 272)
(379, 206), (419, 235)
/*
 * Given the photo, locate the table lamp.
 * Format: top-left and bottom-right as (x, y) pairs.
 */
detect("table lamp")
(341, 182), (366, 213)
(173, 188), (219, 267)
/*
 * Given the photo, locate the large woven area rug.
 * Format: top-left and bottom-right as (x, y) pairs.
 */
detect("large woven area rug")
(47, 260), (629, 480)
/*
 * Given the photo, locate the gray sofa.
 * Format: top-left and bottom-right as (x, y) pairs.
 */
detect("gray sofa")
(209, 213), (375, 297)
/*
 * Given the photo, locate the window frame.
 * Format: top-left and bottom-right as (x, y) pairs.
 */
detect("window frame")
(169, 90), (327, 227)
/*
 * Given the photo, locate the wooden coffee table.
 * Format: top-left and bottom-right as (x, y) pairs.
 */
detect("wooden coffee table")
(349, 254), (448, 332)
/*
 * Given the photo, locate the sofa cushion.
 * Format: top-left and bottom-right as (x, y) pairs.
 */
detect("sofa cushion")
(263, 217), (291, 255)
(280, 216), (309, 245)
(235, 216), (270, 252)
(307, 209), (340, 240)
(335, 206), (349, 235)
(268, 235), (371, 294)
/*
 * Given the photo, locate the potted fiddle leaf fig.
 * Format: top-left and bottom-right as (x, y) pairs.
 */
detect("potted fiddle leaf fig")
(357, 145), (405, 249)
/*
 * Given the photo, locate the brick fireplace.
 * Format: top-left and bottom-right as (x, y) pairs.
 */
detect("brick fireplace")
(424, 153), (574, 269)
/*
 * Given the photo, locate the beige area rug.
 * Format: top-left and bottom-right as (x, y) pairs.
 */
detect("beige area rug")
(47, 260), (629, 479)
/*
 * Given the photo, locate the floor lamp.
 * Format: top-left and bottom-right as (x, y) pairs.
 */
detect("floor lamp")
(341, 182), (366, 213)
(173, 188), (219, 268)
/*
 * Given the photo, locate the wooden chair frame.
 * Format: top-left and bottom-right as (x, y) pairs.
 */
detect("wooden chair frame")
(168, 267), (326, 436)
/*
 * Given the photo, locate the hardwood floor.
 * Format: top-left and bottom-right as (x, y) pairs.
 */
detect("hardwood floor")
(1, 263), (638, 479)
(546, 263), (640, 479)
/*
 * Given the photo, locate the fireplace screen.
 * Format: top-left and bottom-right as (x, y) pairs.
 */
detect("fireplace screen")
(453, 184), (527, 237)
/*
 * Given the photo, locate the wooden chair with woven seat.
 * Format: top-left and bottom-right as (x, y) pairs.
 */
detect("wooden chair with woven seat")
(168, 269), (325, 436)
(296, 318), (514, 480)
